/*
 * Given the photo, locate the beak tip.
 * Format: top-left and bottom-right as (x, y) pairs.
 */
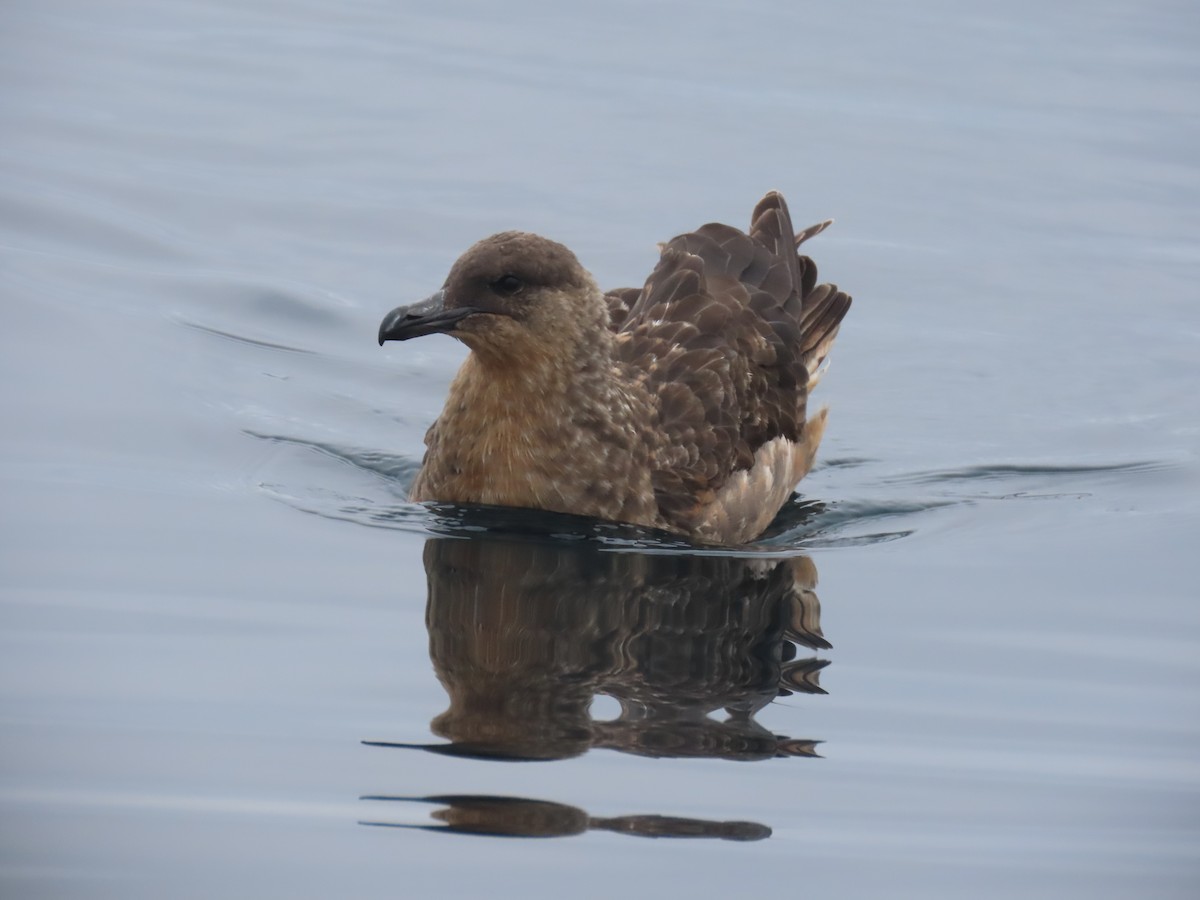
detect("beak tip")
(377, 306), (407, 345)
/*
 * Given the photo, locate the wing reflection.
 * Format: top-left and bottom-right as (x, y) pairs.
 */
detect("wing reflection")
(377, 534), (831, 762)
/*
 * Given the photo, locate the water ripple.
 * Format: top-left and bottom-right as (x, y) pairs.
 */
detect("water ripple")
(248, 430), (1176, 552)
(180, 320), (316, 354)
(883, 459), (1172, 486)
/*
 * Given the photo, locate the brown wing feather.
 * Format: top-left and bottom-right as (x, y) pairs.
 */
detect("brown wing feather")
(612, 192), (851, 534)
(604, 287), (641, 331)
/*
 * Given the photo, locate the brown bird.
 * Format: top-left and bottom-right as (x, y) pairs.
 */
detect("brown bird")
(378, 192), (851, 545)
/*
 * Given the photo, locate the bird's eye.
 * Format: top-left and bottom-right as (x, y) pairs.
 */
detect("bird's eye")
(491, 274), (524, 295)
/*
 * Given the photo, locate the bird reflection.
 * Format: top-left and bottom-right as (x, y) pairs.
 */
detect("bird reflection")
(370, 532), (830, 762)
(360, 794), (771, 841)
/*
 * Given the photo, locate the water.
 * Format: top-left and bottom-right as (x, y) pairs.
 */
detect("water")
(2, 0), (1199, 897)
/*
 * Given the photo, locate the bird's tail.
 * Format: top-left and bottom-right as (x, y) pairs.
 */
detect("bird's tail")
(799, 282), (851, 391)
(749, 192), (852, 392)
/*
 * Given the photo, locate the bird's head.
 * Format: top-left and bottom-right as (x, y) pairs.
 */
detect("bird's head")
(378, 232), (608, 365)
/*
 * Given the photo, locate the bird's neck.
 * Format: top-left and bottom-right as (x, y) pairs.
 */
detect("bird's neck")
(413, 342), (656, 522)
(450, 332), (616, 415)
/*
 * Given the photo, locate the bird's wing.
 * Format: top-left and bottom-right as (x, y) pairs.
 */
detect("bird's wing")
(612, 192), (850, 532)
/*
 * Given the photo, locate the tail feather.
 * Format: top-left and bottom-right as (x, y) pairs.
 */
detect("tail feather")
(795, 219), (834, 247)
(791, 406), (829, 483)
(798, 286), (850, 388)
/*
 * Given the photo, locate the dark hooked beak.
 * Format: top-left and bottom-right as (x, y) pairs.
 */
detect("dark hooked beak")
(377, 291), (481, 344)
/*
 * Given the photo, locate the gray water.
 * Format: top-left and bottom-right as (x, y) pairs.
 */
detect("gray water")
(2, 0), (1199, 897)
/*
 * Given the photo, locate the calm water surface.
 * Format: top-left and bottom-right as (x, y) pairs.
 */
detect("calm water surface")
(2, 1), (1198, 897)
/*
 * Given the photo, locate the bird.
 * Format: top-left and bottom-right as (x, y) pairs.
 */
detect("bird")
(378, 191), (851, 545)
